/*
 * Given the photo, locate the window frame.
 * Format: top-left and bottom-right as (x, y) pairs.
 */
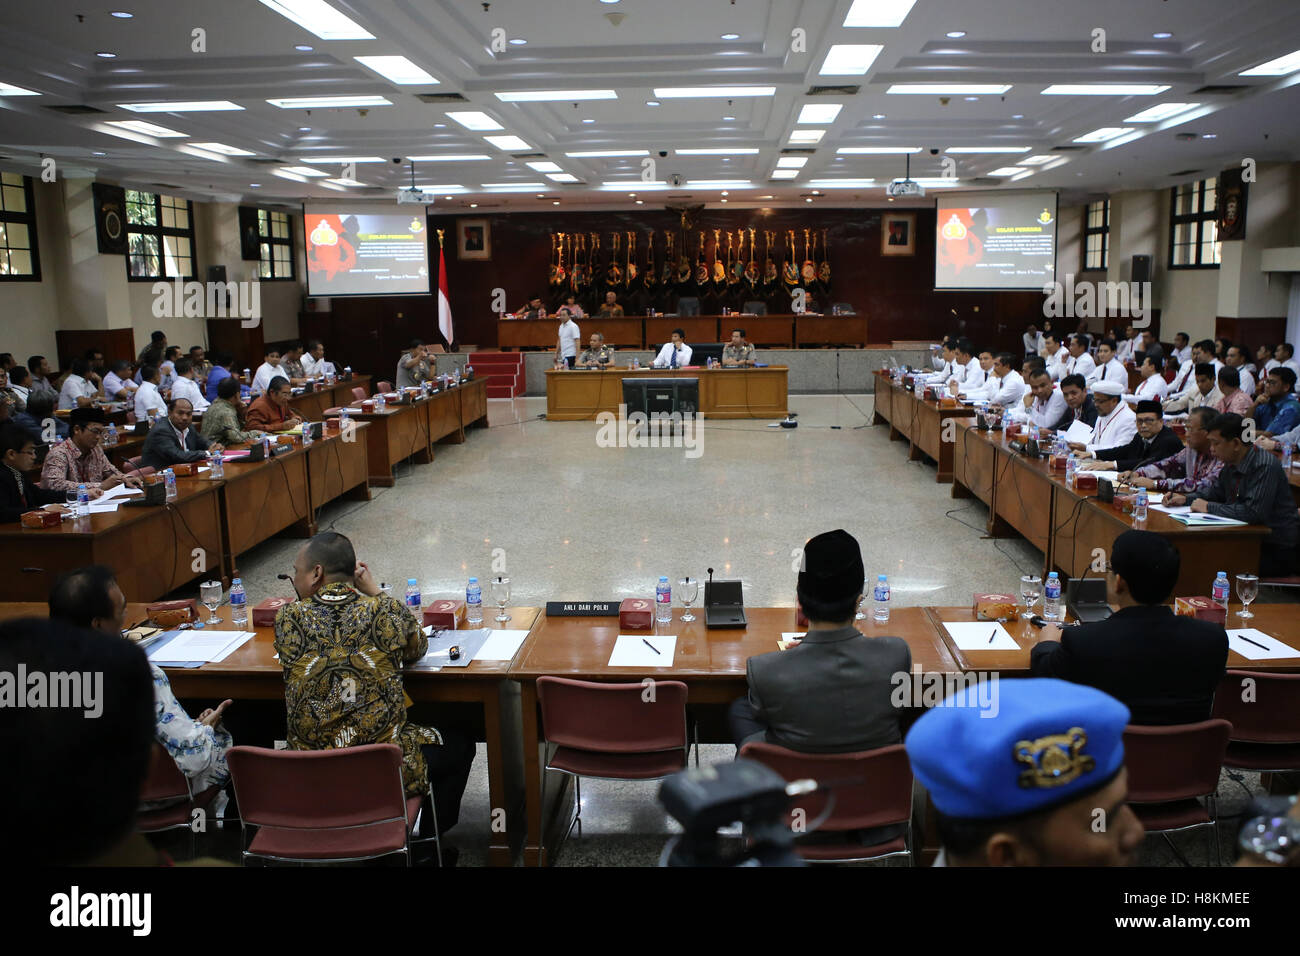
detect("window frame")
(1167, 178), (1221, 270)
(256, 208), (296, 281)
(125, 189), (197, 281)
(1082, 198), (1109, 272)
(0, 173), (42, 282)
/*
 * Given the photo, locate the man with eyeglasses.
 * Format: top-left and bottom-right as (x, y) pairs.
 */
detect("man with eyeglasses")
(1119, 406), (1223, 495)
(38, 407), (140, 499)
(1078, 400), (1182, 473)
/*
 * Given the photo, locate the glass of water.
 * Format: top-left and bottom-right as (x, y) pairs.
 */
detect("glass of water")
(1236, 574), (1259, 619)
(855, 594), (867, 620)
(200, 580), (223, 624)
(679, 578), (699, 622)
(1020, 575), (1043, 613)
(492, 576), (511, 623)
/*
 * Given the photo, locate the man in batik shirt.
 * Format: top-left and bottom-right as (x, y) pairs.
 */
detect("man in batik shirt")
(1120, 406), (1223, 495)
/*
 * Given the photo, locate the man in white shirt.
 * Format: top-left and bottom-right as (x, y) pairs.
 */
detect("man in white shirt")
(556, 314), (581, 369)
(1277, 343), (1300, 378)
(169, 358), (210, 413)
(1257, 344), (1280, 374)
(922, 340), (959, 384)
(955, 349), (996, 398)
(57, 358), (102, 410)
(1125, 354), (1169, 405)
(1042, 332), (1070, 381)
(1087, 339), (1128, 388)
(301, 340), (328, 378)
(1171, 332), (1192, 365)
(1115, 325), (1139, 364)
(1062, 334), (1097, 381)
(965, 353), (1025, 407)
(1164, 363), (1221, 414)
(1022, 324), (1043, 357)
(1224, 345), (1256, 398)
(1010, 368), (1069, 430)
(134, 365), (166, 422)
(945, 341), (977, 389)
(101, 360), (138, 401)
(1067, 380), (1137, 456)
(252, 348), (286, 394)
(652, 329), (693, 369)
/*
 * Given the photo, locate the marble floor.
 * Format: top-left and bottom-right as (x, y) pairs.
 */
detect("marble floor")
(172, 393), (1272, 867)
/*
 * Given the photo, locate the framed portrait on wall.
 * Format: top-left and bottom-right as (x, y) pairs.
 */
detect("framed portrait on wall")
(881, 212), (916, 257)
(457, 218), (491, 260)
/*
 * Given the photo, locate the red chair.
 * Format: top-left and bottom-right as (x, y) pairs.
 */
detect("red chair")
(136, 742), (224, 858)
(1123, 720), (1231, 866)
(739, 742), (914, 864)
(226, 743), (438, 866)
(351, 386), (368, 402)
(537, 677), (694, 852)
(1212, 671), (1300, 778)
(377, 380), (393, 393)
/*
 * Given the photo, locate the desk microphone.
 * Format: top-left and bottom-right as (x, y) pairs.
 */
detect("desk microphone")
(707, 568), (714, 585)
(276, 573), (291, 581)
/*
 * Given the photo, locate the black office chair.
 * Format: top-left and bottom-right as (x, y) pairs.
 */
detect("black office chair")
(742, 301), (767, 315)
(677, 297), (701, 316)
(691, 344), (724, 366)
(831, 302), (855, 315)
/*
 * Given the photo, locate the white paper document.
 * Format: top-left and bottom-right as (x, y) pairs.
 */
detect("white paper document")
(98, 485), (143, 500)
(943, 621), (1021, 651)
(1151, 504), (1191, 515)
(608, 634), (677, 667)
(148, 630), (254, 663)
(1088, 470), (1120, 483)
(781, 632), (806, 641)
(1062, 420), (1093, 444)
(473, 629), (531, 662)
(1226, 629), (1300, 661)
(86, 499), (123, 514)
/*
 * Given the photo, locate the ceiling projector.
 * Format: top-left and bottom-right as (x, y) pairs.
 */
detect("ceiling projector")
(885, 179), (925, 199)
(397, 187), (437, 205)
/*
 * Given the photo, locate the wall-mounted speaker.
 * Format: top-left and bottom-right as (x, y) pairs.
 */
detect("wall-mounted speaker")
(1131, 254), (1152, 285)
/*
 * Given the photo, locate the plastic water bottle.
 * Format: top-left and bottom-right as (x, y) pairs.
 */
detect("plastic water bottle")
(301, 421), (313, 446)
(1133, 487), (1148, 524)
(262, 435), (272, 459)
(873, 574), (891, 622)
(76, 483), (89, 517)
(466, 365), (474, 380)
(375, 391), (386, 411)
(1044, 572), (1062, 621)
(1284, 443), (1294, 469)
(405, 578), (422, 617)
(230, 578), (247, 626)
(339, 406), (350, 425)
(1212, 571), (1230, 609)
(466, 577), (483, 625)
(209, 450), (224, 479)
(1065, 455), (1077, 487)
(242, 367), (251, 384)
(656, 576), (672, 623)
(163, 468), (177, 501)
(105, 423), (118, 446)
(343, 366), (352, 380)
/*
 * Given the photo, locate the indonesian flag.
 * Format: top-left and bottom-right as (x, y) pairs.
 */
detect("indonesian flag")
(437, 238), (454, 347)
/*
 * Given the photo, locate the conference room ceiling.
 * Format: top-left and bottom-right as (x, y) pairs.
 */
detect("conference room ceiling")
(2, 0), (1300, 211)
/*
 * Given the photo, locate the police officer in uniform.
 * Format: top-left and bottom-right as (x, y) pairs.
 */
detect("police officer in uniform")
(577, 332), (615, 368)
(722, 328), (756, 367)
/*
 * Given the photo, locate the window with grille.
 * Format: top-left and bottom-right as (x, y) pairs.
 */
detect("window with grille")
(1082, 199), (1109, 271)
(126, 189), (195, 279)
(1168, 178), (1221, 269)
(0, 173), (41, 280)
(257, 209), (295, 280)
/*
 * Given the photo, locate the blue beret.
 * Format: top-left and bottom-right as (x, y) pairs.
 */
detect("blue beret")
(905, 678), (1130, 820)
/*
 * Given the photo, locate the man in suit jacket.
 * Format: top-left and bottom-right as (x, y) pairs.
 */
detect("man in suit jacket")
(730, 529), (911, 752)
(1030, 530), (1227, 725)
(1080, 400), (1185, 473)
(140, 397), (222, 471)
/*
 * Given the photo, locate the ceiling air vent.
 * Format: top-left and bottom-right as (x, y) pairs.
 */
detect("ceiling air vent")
(780, 148), (817, 155)
(1189, 85), (1249, 95)
(1168, 168), (1202, 177)
(415, 93), (469, 103)
(512, 152), (547, 158)
(806, 85), (860, 96)
(45, 104), (109, 115)
(1050, 145), (1087, 152)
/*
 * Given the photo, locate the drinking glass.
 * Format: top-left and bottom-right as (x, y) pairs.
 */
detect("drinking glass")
(1236, 574), (1259, 619)
(65, 489), (78, 509)
(1020, 575), (1042, 613)
(679, 578), (699, 622)
(492, 576), (511, 623)
(855, 594), (867, 620)
(200, 580), (223, 624)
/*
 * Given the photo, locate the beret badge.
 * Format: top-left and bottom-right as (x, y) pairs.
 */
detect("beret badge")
(1014, 727), (1096, 789)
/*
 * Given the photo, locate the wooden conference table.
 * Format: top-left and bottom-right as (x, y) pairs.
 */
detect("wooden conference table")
(507, 603), (1300, 865)
(345, 378), (489, 486)
(498, 314), (869, 350)
(0, 425), (372, 602)
(871, 371), (977, 482)
(544, 366), (789, 420)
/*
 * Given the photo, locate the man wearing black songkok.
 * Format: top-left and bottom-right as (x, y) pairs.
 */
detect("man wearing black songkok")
(1081, 399), (1184, 473)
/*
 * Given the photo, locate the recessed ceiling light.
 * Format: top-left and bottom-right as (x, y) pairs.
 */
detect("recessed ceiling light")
(988, 167), (1026, 177)
(1041, 84), (1170, 95)
(547, 173), (579, 182)
(299, 155), (385, 163)
(565, 149), (649, 158)
(96, 52), (117, 58)
(552, 200), (560, 205)
(1009, 169), (1036, 181)
(273, 169), (308, 182)
(723, 115), (735, 121)
(819, 44), (884, 76)
(945, 145), (1030, 153)
(645, 100), (660, 106)
(192, 142), (257, 156)
(1072, 127), (1134, 143)
(1239, 48), (1300, 76)
(1018, 155), (1054, 165)
(582, 118), (594, 123)
(249, 183), (261, 187)
(103, 119), (185, 137)
(326, 178), (365, 187)
(470, 202), (478, 207)
(599, 181), (669, 190)
(653, 86), (775, 98)
(798, 103), (843, 124)
(1201, 133), (1217, 139)
(805, 197), (813, 203)
(1153, 32), (1173, 39)
(413, 184), (465, 191)
(675, 148), (759, 155)
(280, 165), (328, 177)
(295, 44), (313, 52)
(946, 31), (967, 38)
(255, 0), (374, 40)
(634, 199), (643, 204)
(776, 157), (807, 168)
(268, 94), (392, 108)
(770, 169), (799, 179)
(509, 38), (527, 45)
(0, 83), (40, 95)
(887, 84), (1011, 95)
(838, 146), (921, 154)
(843, 0), (916, 27)
(484, 134), (532, 151)
(1124, 102), (1200, 123)
(964, 96), (980, 101)
(446, 111), (503, 131)
(119, 100), (243, 111)
(433, 123), (446, 128)
(788, 130), (825, 144)
(354, 55), (439, 85)
(495, 90), (617, 102)
(721, 33), (740, 40)
(109, 11), (133, 18)
(526, 161), (562, 172)
(91, 151), (106, 156)
(600, 0), (620, 4)
(808, 179), (876, 188)
(1011, 114), (1024, 119)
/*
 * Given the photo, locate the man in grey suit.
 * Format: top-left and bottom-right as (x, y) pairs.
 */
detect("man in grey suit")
(729, 529), (911, 752)
(140, 397), (223, 471)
